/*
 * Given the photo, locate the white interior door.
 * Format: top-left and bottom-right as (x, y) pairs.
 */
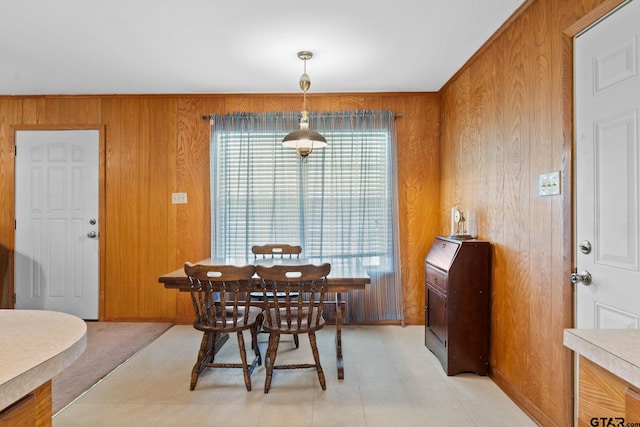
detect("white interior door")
(574, 0), (640, 329)
(14, 129), (99, 319)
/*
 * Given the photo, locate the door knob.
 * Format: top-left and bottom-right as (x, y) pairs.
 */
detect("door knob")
(570, 270), (592, 285)
(87, 231), (98, 239)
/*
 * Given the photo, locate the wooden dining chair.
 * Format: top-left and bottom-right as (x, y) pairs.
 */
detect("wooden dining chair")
(251, 243), (303, 348)
(184, 262), (263, 391)
(255, 262), (331, 393)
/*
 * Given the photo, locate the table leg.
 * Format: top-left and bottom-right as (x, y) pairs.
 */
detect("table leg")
(335, 292), (344, 379)
(214, 333), (230, 354)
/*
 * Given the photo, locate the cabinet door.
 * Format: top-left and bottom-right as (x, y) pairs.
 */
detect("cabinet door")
(426, 286), (447, 346)
(0, 394), (36, 426)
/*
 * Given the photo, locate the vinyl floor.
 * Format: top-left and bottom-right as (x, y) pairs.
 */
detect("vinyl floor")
(53, 324), (536, 427)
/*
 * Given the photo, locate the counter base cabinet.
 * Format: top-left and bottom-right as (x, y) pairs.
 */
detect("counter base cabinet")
(424, 236), (490, 376)
(578, 356), (640, 426)
(0, 380), (51, 427)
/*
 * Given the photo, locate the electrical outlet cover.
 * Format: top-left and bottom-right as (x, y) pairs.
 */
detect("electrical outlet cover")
(171, 192), (188, 204)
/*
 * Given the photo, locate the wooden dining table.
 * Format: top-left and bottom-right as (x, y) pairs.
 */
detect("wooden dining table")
(158, 257), (371, 379)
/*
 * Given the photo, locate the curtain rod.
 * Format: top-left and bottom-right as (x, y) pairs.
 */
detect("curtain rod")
(201, 112), (403, 120)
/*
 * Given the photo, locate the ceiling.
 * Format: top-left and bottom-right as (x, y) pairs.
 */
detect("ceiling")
(0, 0), (526, 96)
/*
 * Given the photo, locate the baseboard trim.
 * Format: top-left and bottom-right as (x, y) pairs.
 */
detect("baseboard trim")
(491, 368), (548, 426)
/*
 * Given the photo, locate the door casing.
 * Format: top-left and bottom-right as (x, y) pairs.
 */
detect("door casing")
(562, 0), (633, 424)
(9, 124), (106, 320)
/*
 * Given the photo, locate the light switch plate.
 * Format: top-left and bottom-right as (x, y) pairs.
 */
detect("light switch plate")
(171, 192), (187, 204)
(539, 172), (561, 196)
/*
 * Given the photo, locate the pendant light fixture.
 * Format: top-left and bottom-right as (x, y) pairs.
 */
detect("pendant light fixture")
(282, 51), (327, 161)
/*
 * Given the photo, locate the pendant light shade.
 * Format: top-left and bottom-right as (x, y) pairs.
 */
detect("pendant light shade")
(282, 51), (327, 160)
(282, 129), (327, 158)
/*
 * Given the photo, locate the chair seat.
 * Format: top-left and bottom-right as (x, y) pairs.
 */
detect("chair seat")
(262, 307), (325, 333)
(193, 306), (264, 332)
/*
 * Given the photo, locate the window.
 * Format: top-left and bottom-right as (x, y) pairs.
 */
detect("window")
(210, 111), (402, 322)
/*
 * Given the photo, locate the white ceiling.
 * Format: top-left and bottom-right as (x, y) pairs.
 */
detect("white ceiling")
(0, 0), (526, 96)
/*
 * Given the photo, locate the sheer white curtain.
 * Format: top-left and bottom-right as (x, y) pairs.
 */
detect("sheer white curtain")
(210, 110), (403, 322)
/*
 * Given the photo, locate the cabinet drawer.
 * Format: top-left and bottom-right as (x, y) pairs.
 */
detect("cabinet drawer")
(426, 265), (448, 293)
(627, 387), (640, 421)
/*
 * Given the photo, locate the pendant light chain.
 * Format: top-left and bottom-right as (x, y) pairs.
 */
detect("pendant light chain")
(282, 50), (327, 161)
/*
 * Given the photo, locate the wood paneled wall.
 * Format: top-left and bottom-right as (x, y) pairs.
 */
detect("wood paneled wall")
(439, 0), (623, 425)
(0, 0), (622, 424)
(0, 93), (440, 324)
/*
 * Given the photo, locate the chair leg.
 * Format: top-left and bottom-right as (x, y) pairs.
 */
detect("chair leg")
(237, 331), (252, 391)
(309, 332), (326, 390)
(251, 322), (262, 366)
(251, 299), (264, 350)
(191, 331), (216, 391)
(294, 334), (299, 348)
(264, 333), (280, 393)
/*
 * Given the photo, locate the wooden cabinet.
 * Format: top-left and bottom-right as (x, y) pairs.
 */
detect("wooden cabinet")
(0, 380), (51, 427)
(578, 356), (640, 426)
(425, 236), (490, 375)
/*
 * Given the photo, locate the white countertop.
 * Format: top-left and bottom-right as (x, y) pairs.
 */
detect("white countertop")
(0, 309), (86, 412)
(564, 328), (640, 389)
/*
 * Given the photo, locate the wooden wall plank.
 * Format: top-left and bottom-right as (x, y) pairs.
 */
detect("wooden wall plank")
(100, 97), (124, 318)
(173, 97), (221, 322)
(137, 97), (174, 319)
(0, 98), (21, 308)
(387, 93), (440, 324)
(21, 99), (39, 124)
(43, 99), (60, 124)
(527, 0), (556, 417)
(59, 98), (80, 124)
(175, 97), (216, 265)
(119, 98), (142, 318)
(136, 97), (154, 316)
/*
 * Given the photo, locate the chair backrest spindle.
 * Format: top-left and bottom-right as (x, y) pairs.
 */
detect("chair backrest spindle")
(251, 244), (302, 259)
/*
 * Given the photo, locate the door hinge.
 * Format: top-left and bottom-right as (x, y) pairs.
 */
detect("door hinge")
(14, 219), (16, 230)
(14, 145), (17, 156)
(14, 293), (16, 304)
